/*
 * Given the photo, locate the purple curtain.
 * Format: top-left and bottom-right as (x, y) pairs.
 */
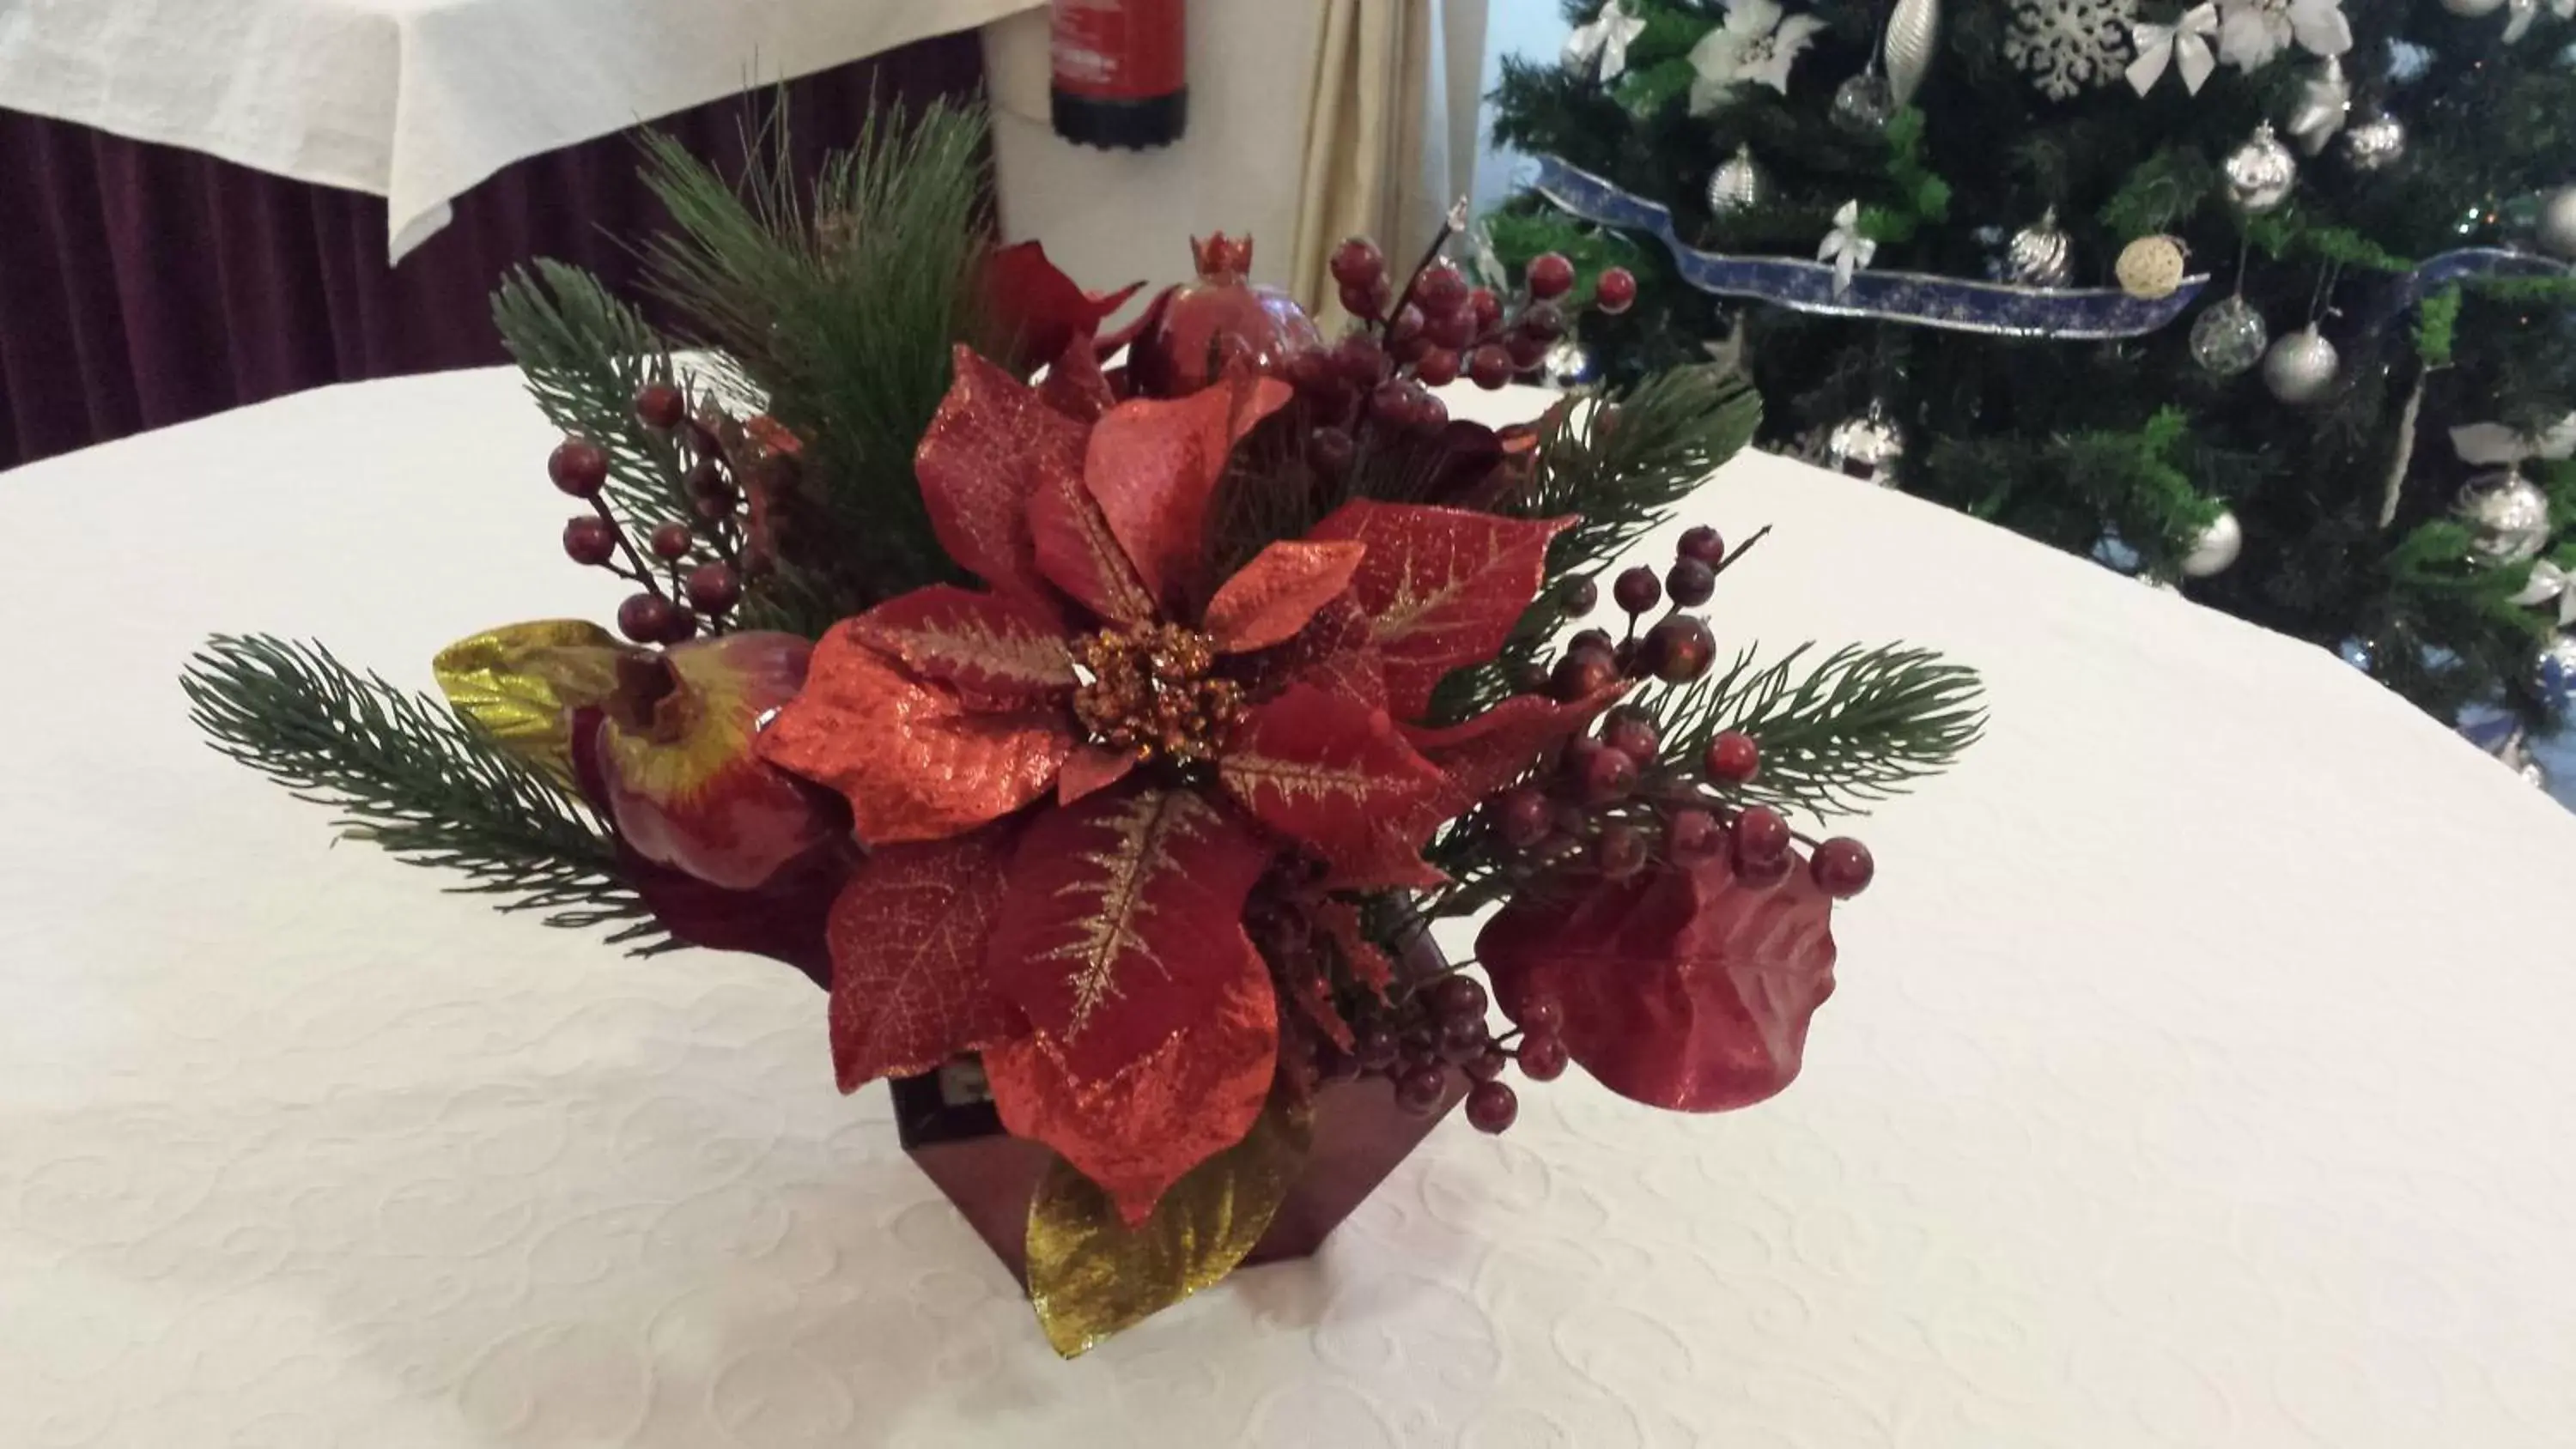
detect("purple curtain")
(0, 31), (987, 470)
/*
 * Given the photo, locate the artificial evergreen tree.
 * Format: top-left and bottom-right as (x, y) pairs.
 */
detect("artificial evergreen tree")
(1488, 0), (2576, 781)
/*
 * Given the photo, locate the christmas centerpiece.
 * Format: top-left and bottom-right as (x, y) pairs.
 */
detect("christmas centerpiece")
(181, 106), (1984, 1355)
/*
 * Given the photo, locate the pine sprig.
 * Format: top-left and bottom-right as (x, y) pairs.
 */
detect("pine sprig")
(1642, 643), (1988, 819)
(180, 635), (675, 951)
(491, 261), (690, 533)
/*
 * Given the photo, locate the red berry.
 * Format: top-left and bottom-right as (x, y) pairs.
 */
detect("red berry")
(1465, 1081), (1520, 1133)
(1513, 662), (1552, 694)
(1389, 304), (1426, 345)
(1354, 1026), (1400, 1071)
(1425, 308), (1477, 351)
(1330, 236), (1387, 289)
(1704, 731), (1760, 784)
(1601, 708), (1661, 765)
(1469, 287), (1504, 331)
(1506, 333), (1550, 369)
(1734, 845), (1793, 889)
(686, 562), (742, 614)
(1441, 1015), (1493, 1063)
(1569, 627), (1616, 657)
(1497, 786), (1552, 846)
(1468, 344), (1516, 390)
(1466, 1048), (1510, 1082)
(1395, 1064), (1450, 1113)
(1734, 805), (1791, 863)
(1667, 558), (1716, 608)
(563, 514), (618, 567)
(635, 383), (686, 431)
(1432, 974), (1489, 1023)
(1520, 300), (1568, 343)
(649, 522), (694, 561)
(1340, 283), (1384, 321)
(1528, 252), (1577, 300)
(1370, 378), (1414, 420)
(1613, 565), (1663, 615)
(1415, 347), (1461, 387)
(1413, 390), (1450, 433)
(1517, 1034), (1569, 1082)
(1614, 638), (1643, 676)
(1644, 615), (1716, 683)
(1335, 334), (1391, 385)
(1552, 652), (1619, 701)
(693, 494), (732, 523)
(1308, 426), (1358, 477)
(1415, 260), (1470, 315)
(661, 606), (702, 644)
(1516, 998), (1564, 1034)
(1596, 267), (1639, 314)
(1667, 807), (1725, 860)
(1811, 838), (1876, 898)
(1561, 577), (1599, 616)
(548, 438), (609, 498)
(1678, 525), (1726, 565)
(1593, 823), (1648, 880)
(617, 592), (674, 645)
(1577, 738), (1637, 803)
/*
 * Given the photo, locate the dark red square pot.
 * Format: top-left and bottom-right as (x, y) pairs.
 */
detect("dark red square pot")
(892, 1059), (1467, 1283)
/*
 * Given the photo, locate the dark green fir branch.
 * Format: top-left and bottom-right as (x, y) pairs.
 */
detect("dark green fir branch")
(491, 260), (691, 533)
(181, 635), (675, 952)
(1642, 643), (1988, 819)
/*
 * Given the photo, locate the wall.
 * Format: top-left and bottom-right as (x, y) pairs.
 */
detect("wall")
(1473, 0), (1570, 212)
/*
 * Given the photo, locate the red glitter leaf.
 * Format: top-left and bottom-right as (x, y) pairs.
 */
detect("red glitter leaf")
(1038, 336), (1119, 425)
(1218, 683), (1453, 889)
(1030, 446), (1158, 626)
(984, 785), (1273, 1080)
(824, 829), (1019, 1089)
(1279, 945), (1354, 1051)
(1315, 899), (1394, 1000)
(1202, 541), (1368, 653)
(984, 936), (1278, 1227)
(984, 240), (1145, 373)
(1404, 684), (1630, 808)
(757, 626), (1070, 846)
(1307, 500), (1573, 720)
(1056, 743), (1139, 805)
(1480, 855), (1840, 1113)
(1083, 373), (1293, 615)
(849, 585), (1074, 708)
(915, 347), (1091, 606)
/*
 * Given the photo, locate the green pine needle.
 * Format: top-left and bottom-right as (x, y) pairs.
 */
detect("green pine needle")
(491, 261), (692, 535)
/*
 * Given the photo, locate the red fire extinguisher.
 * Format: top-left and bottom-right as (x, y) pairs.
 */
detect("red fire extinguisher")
(1050, 0), (1188, 151)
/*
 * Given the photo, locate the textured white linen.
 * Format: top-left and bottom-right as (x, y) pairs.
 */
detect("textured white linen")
(0, 0), (1041, 261)
(7, 369), (2576, 1445)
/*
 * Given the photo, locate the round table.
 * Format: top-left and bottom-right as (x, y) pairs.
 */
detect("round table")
(9, 370), (2576, 1446)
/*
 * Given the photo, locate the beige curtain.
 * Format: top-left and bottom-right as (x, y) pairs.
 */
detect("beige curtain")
(1289, 0), (1491, 322)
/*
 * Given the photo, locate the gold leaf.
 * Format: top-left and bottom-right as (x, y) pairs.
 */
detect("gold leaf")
(431, 620), (629, 784)
(1025, 1097), (1311, 1358)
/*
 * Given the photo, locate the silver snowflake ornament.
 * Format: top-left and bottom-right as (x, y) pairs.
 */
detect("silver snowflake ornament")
(2007, 0), (2141, 99)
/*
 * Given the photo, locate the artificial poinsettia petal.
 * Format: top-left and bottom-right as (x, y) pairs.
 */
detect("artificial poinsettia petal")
(985, 240), (1147, 373)
(1404, 684), (1631, 809)
(1308, 500), (1573, 719)
(1481, 854), (1839, 1113)
(823, 829), (1020, 1090)
(432, 620), (629, 785)
(1039, 335), (1119, 426)
(757, 625), (1070, 846)
(916, 346), (1092, 605)
(986, 934), (1279, 1226)
(1279, 945), (1355, 1051)
(849, 585), (1074, 708)
(1218, 682), (1453, 888)
(1202, 541), (1368, 654)
(985, 785), (1273, 1078)
(1057, 743), (1139, 805)
(1030, 447), (1160, 625)
(1084, 373), (1294, 614)
(1315, 900), (1395, 1000)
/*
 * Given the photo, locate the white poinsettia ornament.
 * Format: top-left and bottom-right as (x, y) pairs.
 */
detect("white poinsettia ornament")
(1690, 0), (1829, 112)
(1820, 200), (1877, 293)
(2215, 0), (2350, 71)
(1565, 0), (1650, 83)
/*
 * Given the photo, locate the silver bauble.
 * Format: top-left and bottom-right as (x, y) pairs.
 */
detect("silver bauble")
(2336, 636), (2376, 672)
(2537, 184), (2576, 261)
(2341, 111), (2407, 172)
(2225, 122), (2299, 215)
(2189, 295), (2269, 377)
(2004, 208), (2074, 288)
(1883, 0), (1941, 107)
(1826, 401), (1906, 483)
(2454, 466), (2554, 565)
(2180, 508), (2243, 578)
(1539, 338), (1602, 390)
(2440, 0), (2506, 15)
(1832, 71), (1897, 133)
(2260, 324), (2340, 403)
(1706, 144), (1771, 215)
(2534, 633), (2576, 712)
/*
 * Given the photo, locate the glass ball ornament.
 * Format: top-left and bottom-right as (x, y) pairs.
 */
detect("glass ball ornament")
(1539, 338), (1602, 390)
(1825, 401), (1905, 484)
(2189, 296), (2269, 377)
(2115, 235), (2190, 299)
(2004, 209), (2074, 288)
(1705, 144), (1770, 216)
(2259, 324), (2340, 403)
(1832, 70), (1896, 133)
(2341, 111), (2406, 173)
(2537, 185), (2576, 262)
(2180, 508), (2243, 578)
(2534, 633), (2576, 714)
(2453, 466), (2554, 566)
(2224, 122), (2298, 215)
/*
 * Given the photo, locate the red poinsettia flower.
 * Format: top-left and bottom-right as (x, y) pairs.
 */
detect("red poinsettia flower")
(758, 340), (1605, 1222)
(984, 240), (1149, 373)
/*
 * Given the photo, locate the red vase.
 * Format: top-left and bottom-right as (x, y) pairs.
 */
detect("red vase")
(892, 1059), (1467, 1282)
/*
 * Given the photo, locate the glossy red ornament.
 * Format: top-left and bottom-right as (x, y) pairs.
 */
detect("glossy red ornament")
(1596, 267), (1639, 314)
(1128, 233), (1324, 399)
(1704, 731), (1760, 784)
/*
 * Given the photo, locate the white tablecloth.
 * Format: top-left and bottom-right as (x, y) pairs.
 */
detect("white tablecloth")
(0, 0), (1042, 261)
(9, 369), (2576, 1446)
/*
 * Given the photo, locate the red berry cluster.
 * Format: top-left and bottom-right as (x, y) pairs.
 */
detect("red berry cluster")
(549, 383), (761, 646)
(1490, 524), (1877, 900)
(1316, 972), (1568, 1135)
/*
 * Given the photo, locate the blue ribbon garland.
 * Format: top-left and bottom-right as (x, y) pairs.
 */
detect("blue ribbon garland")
(1534, 155), (2575, 342)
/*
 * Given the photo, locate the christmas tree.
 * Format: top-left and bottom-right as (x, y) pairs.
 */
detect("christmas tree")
(1486, 0), (2576, 784)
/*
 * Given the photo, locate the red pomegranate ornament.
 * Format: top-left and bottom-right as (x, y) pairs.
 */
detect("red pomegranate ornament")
(1127, 233), (1323, 399)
